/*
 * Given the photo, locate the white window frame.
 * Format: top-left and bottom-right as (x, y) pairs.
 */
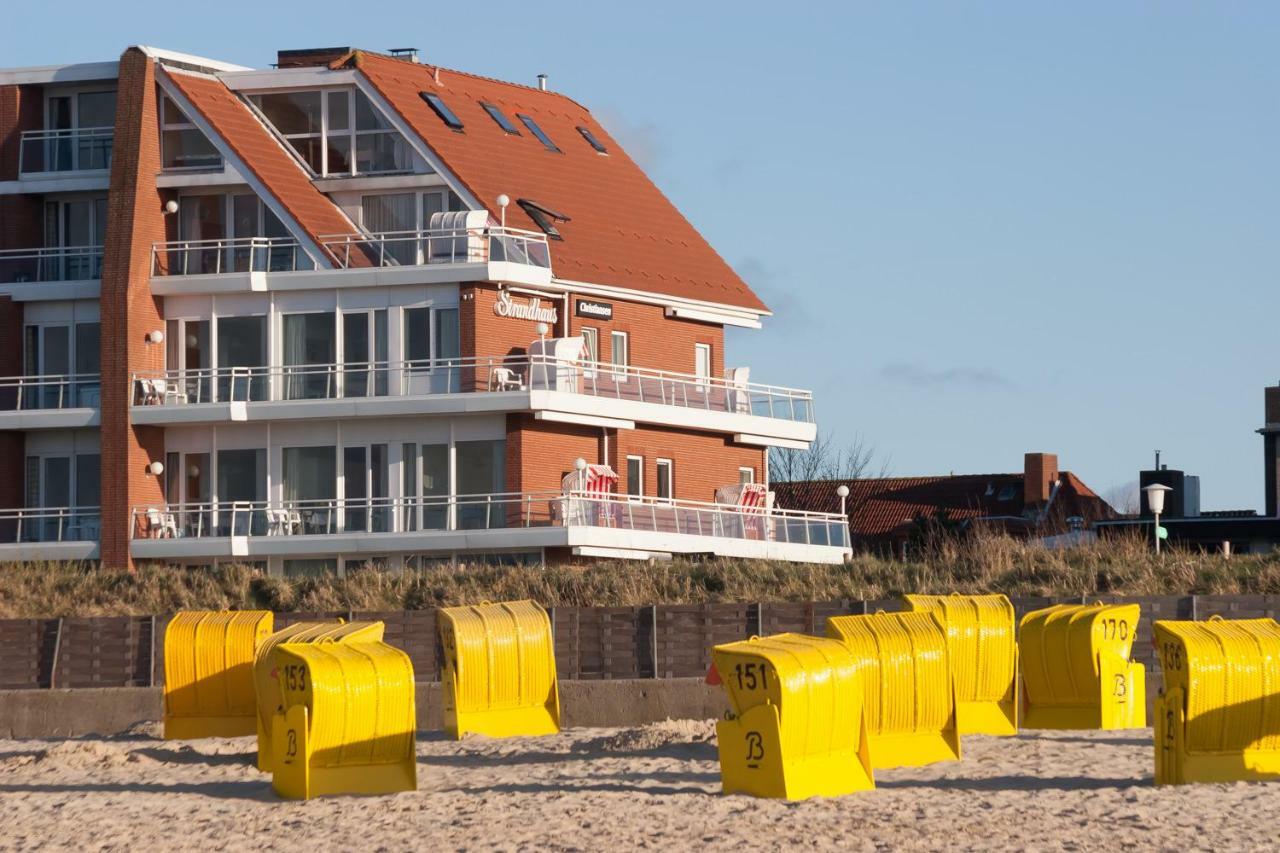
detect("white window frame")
(655, 458), (673, 502)
(580, 327), (599, 377)
(694, 342), (711, 391)
(250, 88), (410, 178)
(610, 331), (629, 379)
(625, 455), (644, 498)
(738, 466), (755, 485)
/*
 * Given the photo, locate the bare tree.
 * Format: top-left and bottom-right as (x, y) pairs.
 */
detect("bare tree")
(770, 431), (888, 483)
(1101, 480), (1140, 515)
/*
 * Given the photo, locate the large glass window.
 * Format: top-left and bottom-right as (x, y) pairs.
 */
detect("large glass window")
(404, 307), (431, 367)
(361, 193), (416, 264)
(216, 449), (266, 535)
(160, 94), (221, 170)
(342, 310), (388, 397)
(456, 440), (505, 530)
(282, 312), (336, 399)
(435, 308), (459, 361)
(217, 316), (267, 402)
(177, 195), (227, 274)
(283, 446), (337, 534)
(252, 89), (410, 176)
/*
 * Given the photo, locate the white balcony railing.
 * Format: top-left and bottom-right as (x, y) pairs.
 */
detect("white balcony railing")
(0, 245), (104, 284)
(0, 506), (101, 544)
(18, 127), (114, 175)
(0, 374), (101, 411)
(150, 226), (552, 278)
(130, 357), (815, 423)
(150, 237), (316, 277)
(318, 226), (551, 270)
(130, 492), (850, 549)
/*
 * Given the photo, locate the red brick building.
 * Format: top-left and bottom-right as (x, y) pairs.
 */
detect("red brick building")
(0, 46), (849, 572)
(774, 452), (1116, 557)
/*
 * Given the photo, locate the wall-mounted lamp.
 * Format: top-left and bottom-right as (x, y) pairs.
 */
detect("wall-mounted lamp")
(145, 330), (165, 344)
(164, 200), (179, 215)
(149, 461), (165, 476)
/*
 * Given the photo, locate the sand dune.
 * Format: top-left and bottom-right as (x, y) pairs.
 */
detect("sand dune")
(1, 723), (1277, 851)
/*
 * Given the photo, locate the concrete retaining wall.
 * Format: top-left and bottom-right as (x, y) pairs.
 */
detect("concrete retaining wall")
(0, 678), (728, 739)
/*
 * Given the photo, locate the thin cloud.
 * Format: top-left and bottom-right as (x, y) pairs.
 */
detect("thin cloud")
(594, 108), (666, 173)
(880, 362), (1018, 391)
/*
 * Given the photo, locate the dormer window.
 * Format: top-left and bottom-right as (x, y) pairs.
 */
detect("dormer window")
(250, 89), (413, 176)
(516, 198), (570, 240)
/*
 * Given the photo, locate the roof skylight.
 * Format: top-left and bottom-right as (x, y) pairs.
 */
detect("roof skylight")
(517, 114), (560, 153)
(419, 92), (464, 130)
(481, 102), (520, 135)
(576, 126), (607, 154)
(517, 198), (571, 240)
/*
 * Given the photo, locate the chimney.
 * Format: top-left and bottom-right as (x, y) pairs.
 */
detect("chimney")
(537, 73), (548, 91)
(1024, 452), (1059, 506)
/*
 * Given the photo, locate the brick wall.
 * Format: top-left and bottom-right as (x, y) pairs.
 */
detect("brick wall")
(609, 426), (764, 503)
(461, 282), (727, 378)
(99, 48), (169, 568)
(0, 83), (41, 182)
(505, 414), (601, 494)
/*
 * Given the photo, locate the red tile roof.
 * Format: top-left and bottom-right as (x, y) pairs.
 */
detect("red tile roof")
(349, 52), (767, 313)
(774, 472), (1116, 544)
(162, 69), (362, 261)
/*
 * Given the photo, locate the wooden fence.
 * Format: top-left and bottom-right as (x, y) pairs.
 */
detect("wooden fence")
(1, 594), (1277, 690)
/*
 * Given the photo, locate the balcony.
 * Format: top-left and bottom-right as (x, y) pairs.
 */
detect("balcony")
(0, 506), (100, 561)
(18, 128), (114, 177)
(148, 226), (553, 294)
(0, 246), (104, 300)
(128, 358), (815, 442)
(129, 492), (850, 564)
(0, 374), (101, 428)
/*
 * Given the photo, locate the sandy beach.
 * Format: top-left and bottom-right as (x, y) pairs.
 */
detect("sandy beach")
(1, 722), (1277, 851)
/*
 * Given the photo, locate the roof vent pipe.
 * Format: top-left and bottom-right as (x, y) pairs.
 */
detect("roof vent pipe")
(537, 73), (548, 91)
(433, 66), (441, 85)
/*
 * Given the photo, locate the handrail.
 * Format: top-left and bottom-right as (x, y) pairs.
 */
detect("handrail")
(0, 245), (105, 284)
(317, 226), (552, 270)
(128, 492), (849, 548)
(150, 236), (315, 277)
(0, 506), (102, 544)
(129, 355), (815, 421)
(0, 373), (101, 411)
(18, 127), (114, 175)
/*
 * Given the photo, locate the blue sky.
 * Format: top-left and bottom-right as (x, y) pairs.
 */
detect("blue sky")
(5, 2), (1278, 509)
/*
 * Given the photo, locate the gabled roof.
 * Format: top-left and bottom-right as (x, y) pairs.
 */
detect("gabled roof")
(348, 52), (767, 313)
(162, 69), (361, 261)
(775, 471), (1116, 542)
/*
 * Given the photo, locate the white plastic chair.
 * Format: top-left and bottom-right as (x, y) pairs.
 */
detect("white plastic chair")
(490, 367), (524, 391)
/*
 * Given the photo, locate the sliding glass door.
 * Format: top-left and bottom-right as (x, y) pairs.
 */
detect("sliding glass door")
(283, 446), (336, 533)
(217, 316), (267, 401)
(282, 312), (335, 400)
(341, 309), (388, 398)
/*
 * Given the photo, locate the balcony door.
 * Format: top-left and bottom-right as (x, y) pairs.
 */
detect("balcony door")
(165, 319), (210, 402)
(42, 198), (106, 281)
(23, 453), (95, 541)
(23, 325), (68, 409)
(216, 316), (267, 402)
(341, 309), (388, 398)
(402, 442), (448, 532)
(44, 91), (114, 172)
(343, 443), (389, 533)
(283, 446), (336, 533)
(282, 312), (335, 400)
(216, 449), (266, 535)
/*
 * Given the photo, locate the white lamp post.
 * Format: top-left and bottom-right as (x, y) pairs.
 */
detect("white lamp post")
(1142, 483), (1173, 555)
(575, 456), (587, 492)
(836, 484), (849, 516)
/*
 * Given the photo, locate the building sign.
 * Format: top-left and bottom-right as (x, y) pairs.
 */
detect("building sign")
(575, 299), (613, 320)
(494, 290), (558, 323)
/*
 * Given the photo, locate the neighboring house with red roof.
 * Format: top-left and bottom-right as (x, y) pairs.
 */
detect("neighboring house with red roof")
(0, 45), (848, 571)
(774, 453), (1117, 557)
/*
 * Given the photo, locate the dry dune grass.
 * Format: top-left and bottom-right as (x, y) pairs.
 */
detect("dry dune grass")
(2, 532), (1278, 617)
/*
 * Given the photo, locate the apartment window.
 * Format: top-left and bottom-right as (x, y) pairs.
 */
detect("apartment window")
(580, 327), (598, 375)
(456, 440), (506, 530)
(626, 456), (643, 497)
(41, 89), (116, 172)
(160, 94), (221, 170)
(281, 312), (336, 399)
(610, 331), (629, 376)
(435, 308), (460, 361)
(656, 459), (673, 501)
(404, 306), (458, 367)
(252, 89), (410, 176)
(738, 467), (755, 485)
